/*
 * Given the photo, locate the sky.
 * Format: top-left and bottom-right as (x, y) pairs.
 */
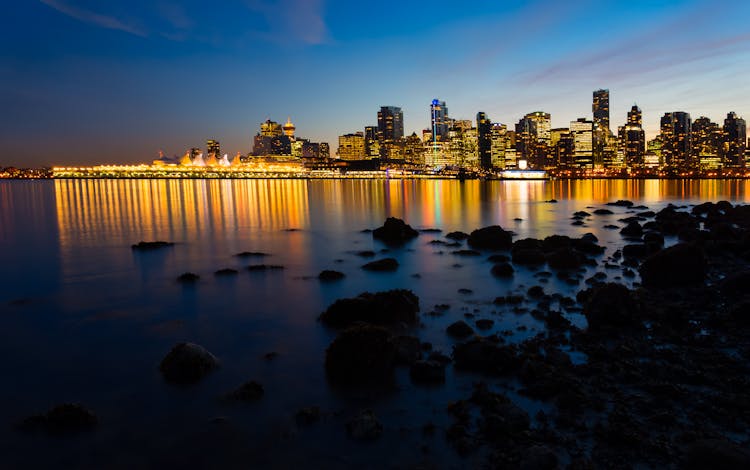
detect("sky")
(1, 0), (749, 166)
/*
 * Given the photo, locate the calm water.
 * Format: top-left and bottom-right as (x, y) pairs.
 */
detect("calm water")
(1, 178), (750, 468)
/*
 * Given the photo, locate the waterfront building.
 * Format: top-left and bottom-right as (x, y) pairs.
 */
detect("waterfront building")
(570, 118), (594, 169)
(337, 132), (366, 160)
(723, 112), (747, 167)
(515, 112), (551, 168)
(490, 124), (508, 168)
(377, 106), (404, 141)
(206, 139), (220, 158)
(660, 112), (692, 170)
(477, 112), (492, 170)
(592, 90), (612, 169)
(593, 89), (610, 131)
(260, 119), (283, 137)
(646, 136), (664, 169)
(364, 126), (380, 159)
(403, 132), (425, 166)
(552, 129), (574, 169)
(253, 119), (293, 156)
(282, 117), (296, 138)
(619, 105), (645, 167)
(431, 100), (450, 141)
(692, 116), (724, 170)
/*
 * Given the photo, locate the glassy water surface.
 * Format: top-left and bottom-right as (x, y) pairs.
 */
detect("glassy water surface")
(1, 178), (750, 467)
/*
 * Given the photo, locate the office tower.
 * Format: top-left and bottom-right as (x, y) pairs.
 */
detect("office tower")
(253, 120), (292, 156)
(619, 105), (645, 167)
(593, 89), (610, 131)
(477, 112), (492, 170)
(364, 126), (380, 159)
(660, 112), (692, 169)
(260, 119), (283, 137)
(592, 90), (611, 168)
(403, 132), (425, 165)
(515, 111), (551, 168)
(723, 112), (747, 167)
(206, 139), (220, 157)
(570, 118), (594, 169)
(490, 124), (508, 168)
(337, 132), (366, 160)
(431, 100), (450, 141)
(377, 106), (404, 142)
(282, 117), (296, 138)
(319, 142), (330, 160)
(692, 116), (724, 170)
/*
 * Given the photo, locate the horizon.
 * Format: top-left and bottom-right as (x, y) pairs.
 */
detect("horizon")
(1, 0), (749, 167)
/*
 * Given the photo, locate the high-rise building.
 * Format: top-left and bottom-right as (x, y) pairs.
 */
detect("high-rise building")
(253, 120), (292, 156)
(515, 111), (551, 168)
(476, 112), (492, 170)
(431, 100), (450, 141)
(692, 116), (724, 170)
(377, 106), (404, 142)
(570, 118), (594, 169)
(619, 105), (645, 167)
(660, 112), (692, 169)
(260, 119), (283, 137)
(490, 124), (508, 168)
(723, 112), (747, 167)
(593, 89), (610, 131)
(364, 126), (380, 159)
(592, 90), (611, 169)
(337, 132), (366, 160)
(282, 117), (296, 138)
(206, 139), (220, 157)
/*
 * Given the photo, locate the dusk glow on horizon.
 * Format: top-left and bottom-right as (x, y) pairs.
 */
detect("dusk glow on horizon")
(1, 0), (749, 166)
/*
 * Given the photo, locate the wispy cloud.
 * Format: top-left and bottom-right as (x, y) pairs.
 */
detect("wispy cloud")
(39, 0), (146, 37)
(245, 0), (330, 45)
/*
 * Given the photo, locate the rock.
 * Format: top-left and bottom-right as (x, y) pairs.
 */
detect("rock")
(372, 217), (419, 245)
(620, 221), (643, 238)
(571, 220), (585, 226)
(18, 404), (98, 434)
(160, 342), (219, 384)
(447, 321), (475, 338)
(475, 319), (494, 330)
(295, 406), (321, 426)
(325, 325), (396, 384)
(246, 264), (284, 271)
(512, 246), (546, 266)
(520, 445), (558, 470)
(488, 254), (510, 263)
(354, 250), (376, 258)
(720, 271), (750, 297)
(593, 209), (614, 215)
(545, 199), (558, 203)
(547, 248), (584, 270)
(393, 335), (421, 364)
(467, 226), (513, 251)
(419, 228), (442, 233)
(622, 244), (649, 259)
(491, 262), (514, 278)
(453, 339), (519, 375)
(234, 251), (268, 258)
(446, 231), (470, 241)
(643, 231), (664, 246)
(606, 200), (634, 207)
(319, 289), (419, 327)
(458, 288), (473, 294)
(685, 438), (750, 469)
(346, 410), (383, 440)
(132, 241), (174, 251)
(527, 285), (545, 298)
(224, 381), (264, 402)
(583, 283), (638, 331)
(573, 211), (591, 217)
(640, 243), (707, 288)
(214, 268), (239, 276)
(452, 249), (481, 256)
(361, 258), (399, 272)
(177, 272), (200, 283)
(410, 360), (446, 384)
(318, 270), (345, 281)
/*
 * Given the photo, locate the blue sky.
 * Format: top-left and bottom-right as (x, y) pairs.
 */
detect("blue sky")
(1, 0), (749, 166)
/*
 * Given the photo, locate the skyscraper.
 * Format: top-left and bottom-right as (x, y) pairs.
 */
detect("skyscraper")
(431, 100), (449, 141)
(364, 126), (380, 159)
(693, 116), (724, 169)
(206, 139), (220, 157)
(723, 112), (747, 167)
(570, 118), (594, 169)
(592, 89), (610, 131)
(619, 105), (645, 167)
(476, 112), (492, 170)
(660, 112), (692, 169)
(377, 106), (404, 142)
(337, 132), (365, 160)
(592, 90), (611, 168)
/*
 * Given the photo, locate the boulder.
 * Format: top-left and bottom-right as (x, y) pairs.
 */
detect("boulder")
(685, 439), (750, 470)
(467, 226), (513, 251)
(318, 270), (345, 281)
(453, 339), (519, 375)
(446, 231), (470, 241)
(177, 272), (200, 283)
(446, 320), (475, 338)
(593, 208), (614, 215)
(361, 258), (399, 272)
(606, 200), (634, 207)
(224, 381), (264, 402)
(393, 335), (421, 364)
(547, 248), (584, 270)
(214, 268), (239, 276)
(620, 221), (643, 238)
(372, 217), (418, 245)
(160, 342), (219, 384)
(325, 325), (396, 384)
(409, 360), (446, 384)
(18, 403), (98, 434)
(132, 241), (174, 251)
(346, 410), (383, 440)
(583, 283), (639, 331)
(475, 319), (494, 330)
(640, 243), (707, 288)
(520, 445), (558, 470)
(319, 289), (419, 327)
(491, 262), (514, 278)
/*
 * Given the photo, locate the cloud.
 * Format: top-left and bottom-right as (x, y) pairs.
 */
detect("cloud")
(39, 0), (146, 37)
(245, 0), (330, 45)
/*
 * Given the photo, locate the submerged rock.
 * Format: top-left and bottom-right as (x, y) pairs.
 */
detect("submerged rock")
(453, 338), (519, 375)
(160, 342), (219, 384)
(346, 410), (383, 440)
(361, 258), (399, 272)
(583, 283), (639, 331)
(468, 226), (513, 251)
(318, 270), (345, 281)
(319, 289), (419, 327)
(177, 272), (200, 283)
(606, 200), (634, 207)
(325, 325), (396, 385)
(446, 231), (470, 241)
(372, 217), (419, 245)
(620, 221), (644, 238)
(247, 264), (284, 271)
(685, 438), (750, 469)
(639, 243), (707, 288)
(132, 241), (173, 251)
(224, 381), (264, 402)
(593, 208), (614, 215)
(447, 320), (475, 338)
(410, 360), (446, 384)
(214, 268), (239, 276)
(18, 403), (98, 434)
(491, 262), (514, 278)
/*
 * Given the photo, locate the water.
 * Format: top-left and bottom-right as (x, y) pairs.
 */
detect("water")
(1, 178), (750, 468)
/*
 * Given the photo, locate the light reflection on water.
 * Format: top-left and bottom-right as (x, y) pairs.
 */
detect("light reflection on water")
(1, 178), (750, 467)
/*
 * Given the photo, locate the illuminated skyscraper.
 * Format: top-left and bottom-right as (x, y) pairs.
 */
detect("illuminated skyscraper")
(592, 90), (612, 168)
(592, 89), (610, 131)
(693, 116), (724, 169)
(431, 100), (449, 141)
(570, 118), (593, 169)
(206, 139), (220, 157)
(660, 112), (692, 169)
(337, 132), (366, 160)
(364, 126), (380, 159)
(477, 112), (492, 170)
(260, 119), (283, 137)
(619, 105), (645, 167)
(723, 112), (747, 167)
(282, 117), (296, 138)
(377, 106), (404, 142)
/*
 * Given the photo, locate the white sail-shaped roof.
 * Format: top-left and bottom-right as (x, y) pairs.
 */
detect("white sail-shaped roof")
(192, 153), (206, 167)
(205, 152), (218, 166)
(219, 154), (231, 167)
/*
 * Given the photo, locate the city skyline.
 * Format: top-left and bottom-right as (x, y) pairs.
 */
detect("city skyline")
(2, 0), (749, 166)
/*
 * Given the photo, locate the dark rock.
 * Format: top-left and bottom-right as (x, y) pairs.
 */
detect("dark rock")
(246, 264), (284, 271)
(132, 241), (173, 251)
(160, 342), (219, 384)
(545, 199), (558, 203)
(593, 209), (614, 215)
(419, 228), (442, 233)
(18, 404), (98, 434)
(583, 283), (638, 331)
(234, 251), (268, 258)
(458, 288), (473, 294)
(361, 258), (399, 272)
(720, 271), (750, 297)
(214, 268), (239, 276)
(571, 238), (605, 255)
(606, 200), (634, 207)
(468, 226), (513, 251)
(640, 243), (707, 288)
(447, 321), (475, 338)
(622, 244), (649, 259)
(410, 360), (446, 384)
(393, 335), (421, 365)
(372, 217), (419, 245)
(295, 406), (321, 426)
(488, 254), (510, 263)
(452, 249), (481, 257)
(573, 211), (591, 217)
(224, 381), (264, 402)
(685, 438), (750, 470)
(512, 246), (546, 266)
(547, 248), (584, 270)
(494, 295), (523, 305)
(319, 289), (419, 327)
(581, 233), (598, 243)
(491, 262), (514, 278)
(571, 220), (585, 226)
(318, 270), (345, 281)
(177, 272), (200, 283)
(476, 319), (494, 330)
(355, 250), (376, 258)
(643, 231), (664, 246)
(527, 285), (545, 298)
(453, 339), (519, 374)
(520, 445), (558, 470)
(346, 410), (383, 440)
(446, 231), (470, 241)
(325, 325), (396, 385)
(620, 221), (643, 238)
